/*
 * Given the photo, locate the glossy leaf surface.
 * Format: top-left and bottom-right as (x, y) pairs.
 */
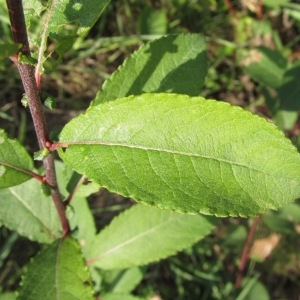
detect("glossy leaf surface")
(86, 205), (216, 269)
(0, 129), (33, 189)
(17, 238), (93, 300)
(59, 93), (300, 216)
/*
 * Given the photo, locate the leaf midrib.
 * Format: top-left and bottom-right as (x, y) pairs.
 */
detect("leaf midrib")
(88, 214), (177, 264)
(63, 140), (282, 178)
(9, 188), (55, 238)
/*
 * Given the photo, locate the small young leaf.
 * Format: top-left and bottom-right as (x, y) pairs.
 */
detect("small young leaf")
(59, 93), (300, 217)
(18, 53), (37, 66)
(86, 205), (216, 269)
(0, 42), (21, 59)
(92, 34), (207, 105)
(20, 94), (28, 108)
(17, 237), (94, 300)
(33, 147), (49, 161)
(0, 179), (60, 243)
(44, 96), (57, 110)
(0, 129), (34, 189)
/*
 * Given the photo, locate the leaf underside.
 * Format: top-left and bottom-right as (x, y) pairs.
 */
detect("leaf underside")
(0, 178), (61, 243)
(87, 205), (216, 269)
(59, 93), (300, 217)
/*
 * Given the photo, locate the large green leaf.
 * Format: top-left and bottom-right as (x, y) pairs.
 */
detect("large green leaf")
(17, 237), (94, 300)
(58, 93), (300, 217)
(0, 179), (60, 243)
(92, 34), (207, 105)
(86, 205), (216, 269)
(0, 129), (34, 189)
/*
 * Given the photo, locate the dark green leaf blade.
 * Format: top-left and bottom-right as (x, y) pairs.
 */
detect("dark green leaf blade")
(0, 129), (34, 188)
(59, 93), (300, 217)
(17, 238), (94, 300)
(0, 179), (61, 243)
(92, 34), (207, 105)
(87, 205), (216, 269)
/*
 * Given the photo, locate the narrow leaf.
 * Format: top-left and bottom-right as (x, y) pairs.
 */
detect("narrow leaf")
(17, 238), (94, 300)
(86, 205), (216, 269)
(59, 93), (300, 217)
(92, 34), (207, 105)
(0, 129), (34, 188)
(68, 197), (97, 256)
(0, 179), (60, 243)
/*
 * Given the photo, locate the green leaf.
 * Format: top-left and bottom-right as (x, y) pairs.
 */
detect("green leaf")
(24, 0), (110, 72)
(48, 0), (110, 36)
(138, 6), (168, 35)
(33, 147), (49, 161)
(92, 34), (207, 105)
(0, 293), (16, 300)
(54, 160), (97, 254)
(17, 237), (94, 300)
(238, 278), (270, 300)
(0, 179), (60, 243)
(278, 62), (300, 111)
(239, 47), (287, 89)
(68, 197), (97, 256)
(0, 42), (20, 59)
(86, 205), (216, 269)
(59, 93), (300, 217)
(263, 203), (300, 234)
(0, 129), (34, 189)
(101, 268), (144, 294)
(101, 294), (143, 300)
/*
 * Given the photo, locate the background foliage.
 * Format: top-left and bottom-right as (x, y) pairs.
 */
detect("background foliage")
(1, 0), (300, 299)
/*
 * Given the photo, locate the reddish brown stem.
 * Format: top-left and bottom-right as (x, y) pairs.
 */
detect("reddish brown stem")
(235, 217), (261, 288)
(6, 0), (70, 237)
(257, 0), (263, 20)
(224, 0), (235, 15)
(0, 162), (45, 183)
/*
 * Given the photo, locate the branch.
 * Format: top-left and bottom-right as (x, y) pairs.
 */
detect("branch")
(235, 216), (261, 288)
(6, 0), (70, 237)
